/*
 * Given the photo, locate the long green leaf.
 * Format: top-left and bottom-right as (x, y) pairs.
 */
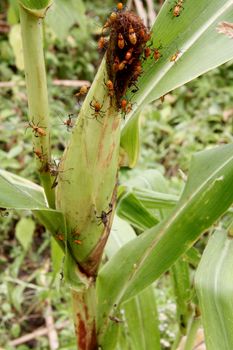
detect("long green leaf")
(97, 143), (233, 343)
(122, 286), (161, 350)
(195, 228), (233, 350)
(122, 0), (233, 154)
(0, 169), (66, 249)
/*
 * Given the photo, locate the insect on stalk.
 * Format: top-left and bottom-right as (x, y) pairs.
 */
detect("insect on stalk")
(48, 160), (73, 189)
(26, 119), (46, 137)
(96, 203), (113, 227)
(89, 98), (106, 122)
(33, 146), (47, 162)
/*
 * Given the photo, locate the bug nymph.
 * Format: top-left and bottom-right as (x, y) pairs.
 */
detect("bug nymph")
(96, 203), (113, 227)
(170, 50), (181, 62)
(120, 98), (133, 118)
(102, 12), (117, 33)
(59, 114), (74, 131)
(89, 98), (106, 121)
(117, 2), (124, 11)
(26, 120), (46, 137)
(104, 79), (114, 97)
(118, 33), (125, 49)
(128, 25), (137, 45)
(98, 36), (108, 50)
(171, 0), (184, 17)
(75, 85), (89, 103)
(144, 46), (151, 59)
(125, 48), (134, 61)
(48, 160), (73, 189)
(33, 146), (46, 162)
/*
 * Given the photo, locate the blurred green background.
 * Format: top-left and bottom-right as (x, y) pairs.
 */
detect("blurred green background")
(0, 0), (232, 349)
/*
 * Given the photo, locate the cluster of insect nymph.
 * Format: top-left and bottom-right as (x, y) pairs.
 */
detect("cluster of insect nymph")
(82, 0), (185, 122)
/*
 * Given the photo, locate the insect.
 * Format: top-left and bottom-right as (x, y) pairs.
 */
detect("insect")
(128, 25), (137, 45)
(75, 85), (89, 102)
(90, 98), (106, 121)
(59, 114), (74, 131)
(160, 95), (165, 103)
(98, 36), (108, 50)
(118, 33), (125, 49)
(33, 146), (46, 162)
(125, 48), (134, 61)
(117, 2), (124, 11)
(132, 61), (142, 80)
(144, 46), (151, 59)
(48, 160), (73, 189)
(120, 98), (133, 117)
(96, 203), (113, 227)
(74, 239), (82, 245)
(118, 60), (127, 70)
(171, 0), (184, 17)
(170, 50), (181, 62)
(56, 233), (65, 241)
(104, 79), (114, 97)
(102, 12), (117, 33)
(109, 315), (124, 323)
(26, 120), (46, 137)
(151, 44), (163, 61)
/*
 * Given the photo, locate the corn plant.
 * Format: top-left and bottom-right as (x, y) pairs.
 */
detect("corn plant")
(1, 0), (233, 349)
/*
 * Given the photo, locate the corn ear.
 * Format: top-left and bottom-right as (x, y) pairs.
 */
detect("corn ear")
(56, 59), (121, 275)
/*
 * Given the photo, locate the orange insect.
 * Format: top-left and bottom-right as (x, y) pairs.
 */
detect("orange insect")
(125, 48), (134, 61)
(98, 36), (108, 50)
(75, 85), (89, 102)
(26, 120), (46, 137)
(59, 114), (74, 131)
(128, 25), (137, 45)
(57, 234), (65, 241)
(33, 146), (46, 161)
(74, 239), (82, 245)
(144, 47), (151, 59)
(104, 79), (114, 97)
(118, 60), (127, 70)
(152, 45), (163, 61)
(102, 12), (117, 32)
(118, 33), (125, 49)
(90, 98), (106, 120)
(120, 99), (133, 116)
(171, 0), (184, 17)
(132, 61), (142, 80)
(170, 50), (181, 62)
(117, 2), (124, 11)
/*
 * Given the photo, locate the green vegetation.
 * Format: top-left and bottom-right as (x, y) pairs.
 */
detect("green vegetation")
(1, 0), (233, 349)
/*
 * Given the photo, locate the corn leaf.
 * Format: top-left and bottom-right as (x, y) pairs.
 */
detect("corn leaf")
(97, 143), (233, 343)
(122, 0), (233, 158)
(195, 228), (233, 350)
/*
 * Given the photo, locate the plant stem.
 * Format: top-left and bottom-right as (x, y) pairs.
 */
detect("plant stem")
(183, 317), (201, 350)
(72, 283), (98, 350)
(19, 4), (55, 208)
